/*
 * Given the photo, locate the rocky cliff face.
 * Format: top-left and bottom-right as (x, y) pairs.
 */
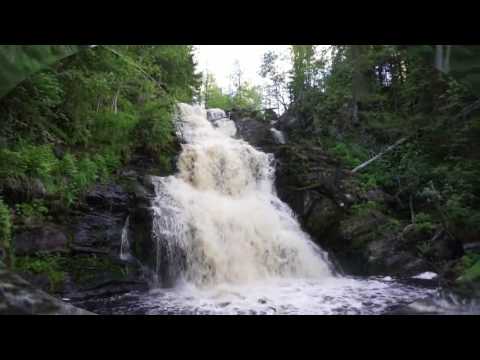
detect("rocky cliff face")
(232, 110), (465, 282)
(5, 147), (180, 314)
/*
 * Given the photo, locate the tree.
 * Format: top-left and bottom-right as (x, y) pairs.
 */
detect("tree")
(201, 72), (231, 109)
(231, 82), (263, 111)
(259, 50), (290, 113)
(289, 45), (317, 101)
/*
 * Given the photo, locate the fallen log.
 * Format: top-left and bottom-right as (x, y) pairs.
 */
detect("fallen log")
(351, 137), (409, 173)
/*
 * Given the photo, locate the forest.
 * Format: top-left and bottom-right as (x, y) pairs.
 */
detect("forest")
(0, 45), (479, 315)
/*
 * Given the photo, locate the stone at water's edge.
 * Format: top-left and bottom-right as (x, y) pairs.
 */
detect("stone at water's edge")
(0, 269), (94, 315)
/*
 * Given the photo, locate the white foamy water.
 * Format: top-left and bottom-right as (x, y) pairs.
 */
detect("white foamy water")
(120, 216), (131, 261)
(270, 128), (286, 144)
(109, 103), (439, 315)
(151, 103), (332, 287)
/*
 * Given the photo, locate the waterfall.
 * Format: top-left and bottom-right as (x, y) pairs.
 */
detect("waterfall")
(149, 103), (334, 288)
(270, 128), (286, 144)
(120, 216), (131, 261)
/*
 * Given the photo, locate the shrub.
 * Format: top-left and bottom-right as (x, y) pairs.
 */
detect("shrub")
(414, 212), (437, 232)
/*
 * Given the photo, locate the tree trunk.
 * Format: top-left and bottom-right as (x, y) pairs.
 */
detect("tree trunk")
(352, 137), (409, 173)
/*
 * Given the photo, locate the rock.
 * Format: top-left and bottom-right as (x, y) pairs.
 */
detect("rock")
(276, 111), (300, 131)
(430, 230), (464, 261)
(72, 182), (132, 256)
(14, 225), (69, 256)
(1, 177), (47, 203)
(464, 242), (480, 253)
(73, 212), (125, 252)
(233, 116), (276, 151)
(129, 205), (155, 267)
(30, 178), (47, 198)
(401, 226), (464, 262)
(304, 196), (342, 241)
(53, 145), (66, 160)
(364, 189), (395, 205)
(207, 109), (227, 122)
(0, 269), (93, 315)
(85, 184), (129, 212)
(376, 251), (431, 277)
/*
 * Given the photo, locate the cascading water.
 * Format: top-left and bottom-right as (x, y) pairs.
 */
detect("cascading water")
(150, 103), (333, 288)
(94, 103), (440, 315)
(270, 128), (286, 145)
(120, 216), (131, 261)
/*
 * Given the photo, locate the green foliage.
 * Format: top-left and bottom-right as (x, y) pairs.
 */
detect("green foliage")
(0, 45), (199, 211)
(64, 255), (127, 285)
(456, 253), (480, 283)
(201, 72), (263, 112)
(15, 254), (66, 292)
(351, 200), (385, 216)
(287, 44), (480, 249)
(330, 141), (367, 168)
(0, 199), (12, 268)
(15, 200), (49, 226)
(414, 212), (437, 232)
(417, 240), (433, 257)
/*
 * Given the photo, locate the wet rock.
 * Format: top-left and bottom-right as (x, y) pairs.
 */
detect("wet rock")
(275, 111), (300, 132)
(233, 116), (276, 151)
(72, 183), (132, 256)
(85, 184), (129, 212)
(73, 212), (125, 252)
(207, 109), (227, 122)
(14, 225), (69, 256)
(0, 269), (93, 315)
(304, 196), (342, 241)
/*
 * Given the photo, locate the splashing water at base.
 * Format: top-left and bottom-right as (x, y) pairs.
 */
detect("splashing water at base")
(75, 276), (439, 315)
(100, 104), (443, 315)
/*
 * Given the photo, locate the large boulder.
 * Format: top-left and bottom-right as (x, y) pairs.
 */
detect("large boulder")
(0, 269), (93, 315)
(233, 116), (277, 152)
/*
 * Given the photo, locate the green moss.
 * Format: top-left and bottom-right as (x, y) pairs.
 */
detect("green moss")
(15, 253), (129, 293)
(64, 255), (127, 285)
(378, 217), (402, 234)
(15, 254), (66, 292)
(457, 258), (480, 283)
(413, 212), (437, 233)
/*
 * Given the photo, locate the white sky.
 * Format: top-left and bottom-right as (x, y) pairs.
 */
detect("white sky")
(194, 45), (291, 91)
